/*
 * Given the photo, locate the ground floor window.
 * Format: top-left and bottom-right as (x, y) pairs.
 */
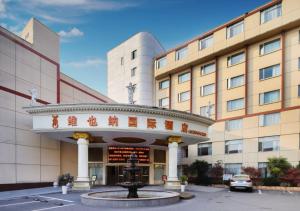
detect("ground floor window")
(224, 163), (242, 175)
(88, 163), (103, 185)
(258, 162), (270, 178)
(154, 164), (165, 184)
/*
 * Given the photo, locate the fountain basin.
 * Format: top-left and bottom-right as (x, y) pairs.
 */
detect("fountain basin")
(81, 190), (180, 208)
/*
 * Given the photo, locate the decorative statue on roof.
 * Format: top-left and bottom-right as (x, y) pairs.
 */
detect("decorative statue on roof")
(28, 88), (38, 106)
(126, 82), (136, 104)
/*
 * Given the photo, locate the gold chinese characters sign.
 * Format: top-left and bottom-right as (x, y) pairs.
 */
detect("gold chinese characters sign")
(50, 114), (207, 137)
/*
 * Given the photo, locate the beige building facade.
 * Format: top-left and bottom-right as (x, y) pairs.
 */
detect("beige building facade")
(155, 0), (300, 175)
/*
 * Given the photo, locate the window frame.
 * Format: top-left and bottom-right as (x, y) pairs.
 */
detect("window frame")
(175, 47), (188, 61)
(226, 21), (244, 39)
(201, 62), (216, 76)
(227, 52), (245, 67)
(198, 143), (212, 156)
(159, 79), (170, 90)
(258, 136), (280, 152)
(178, 91), (190, 103)
(201, 83), (215, 96)
(199, 35), (213, 50)
(227, 74), (245, 89)
(156, 57), (167, 70)
(178, 72), (191, 84)
(200, 104), (215, 117)
(259, 64), (280, 81)
(260, 3), (282, 24)
(227, 98), (245, 112)
(158, 97), (169, 108)
(225, 140), (243, 154)
(131, 67), (137, 77)
(225, 119), (243, 131)
(259, 38), (281, 55)
(259, 90), (280, 105)
(131, 50), (137, 60)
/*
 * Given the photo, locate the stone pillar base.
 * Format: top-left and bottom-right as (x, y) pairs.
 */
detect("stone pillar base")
(164, 180), (181, 190)
(72, 180), (90, 191)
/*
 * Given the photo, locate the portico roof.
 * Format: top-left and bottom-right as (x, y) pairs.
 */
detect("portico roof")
(24, 103), (214, 146)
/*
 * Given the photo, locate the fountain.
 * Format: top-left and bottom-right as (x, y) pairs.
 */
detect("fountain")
(81, 153), (180, 208)
(118, 153), (145, 198)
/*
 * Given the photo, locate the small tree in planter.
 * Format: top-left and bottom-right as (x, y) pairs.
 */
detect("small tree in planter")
(180, 175), (188, 192)
(242, 167), (261, 186)
(266, 157), (291, 186)
(208, 161), (223, 185)
(58, 173), (74, 186)
(280, 168), (300, 187)
(189, 160), (210, 185)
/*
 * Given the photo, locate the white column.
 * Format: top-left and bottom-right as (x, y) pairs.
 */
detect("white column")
(168, 141), (178, 181)
(76, 138), (89, 182)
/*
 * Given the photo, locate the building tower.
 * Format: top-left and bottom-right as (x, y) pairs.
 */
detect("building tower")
(107, 32), (164, 105)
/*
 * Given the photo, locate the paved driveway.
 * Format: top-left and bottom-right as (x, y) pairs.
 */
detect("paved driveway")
(0, 186), (299, 211)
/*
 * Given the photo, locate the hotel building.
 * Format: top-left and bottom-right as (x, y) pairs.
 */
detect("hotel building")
(154, 0), (300, 175)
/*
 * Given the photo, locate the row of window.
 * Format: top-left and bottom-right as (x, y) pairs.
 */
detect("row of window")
(156, 3), (282, 69)
(120, 49), (137, 66)
(197, 135), (280, 156)
(224, 162), (271, 177)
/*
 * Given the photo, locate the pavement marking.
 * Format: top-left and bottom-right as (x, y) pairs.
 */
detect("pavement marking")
(37, 195), (74, 203)
(0, 201), (39, 207)
(31, 203), (75, 211)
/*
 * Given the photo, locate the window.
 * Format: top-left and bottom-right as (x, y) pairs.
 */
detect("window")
(198, 143), (212, 156)
(259, 113), (280, 126)
(225, 119), (243, 131)
(227, 21), (244, 39)
(227, 75), (245, 89)
(261, 3), (282, 24)
(201, 63), (215, 75)
(175, 47), (188, 61)
(227, 52), (245, 66)
(158, 97), (169, 107)
(259, 90), (280, 105)
(258, 162), (270, 178)
(225, 140), (243, 154)
(298, 85), (300, 97)
(178, 91), (190, 102)
(154, 149), (166, 163)
(200, 104), (215, 117)
(181, 146), (188, 158)
(88, 147), (103, 162)
(156, 57), (167, 69)
(178, 72), (190, 83)
(260, 39), (280, 55)
(131, 50), (137, 60)
(201, 83), (215, 96)
(227, 98), (244, 111)
(131, 67), (136, 77)
(258, 136), (280, 152)
(224, 163), (242, 175)
(298, 58), (300, 70)
(259, 64), (280, 80)
(121, 57), (124, 65)
(199, 35), (213, 50)
(159, 79), (170, 89)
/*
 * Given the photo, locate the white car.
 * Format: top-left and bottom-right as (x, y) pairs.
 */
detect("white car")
(229, 174), (253, 192)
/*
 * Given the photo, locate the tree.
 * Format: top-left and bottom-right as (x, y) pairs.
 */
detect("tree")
(267, 157), (292, 178)
(209, 161), (224, 184)
(189, 160), (210, 185)
(242, 167), (261, 185)
(280, 168), (300, 187)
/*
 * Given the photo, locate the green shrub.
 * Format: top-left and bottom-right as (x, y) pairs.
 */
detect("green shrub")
(267, 157), (291, 178)
(262, 177), (280, 186)
(58, 173), (74, 186)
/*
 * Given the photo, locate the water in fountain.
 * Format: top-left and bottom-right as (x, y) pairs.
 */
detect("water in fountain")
(118, 153), (145, 198)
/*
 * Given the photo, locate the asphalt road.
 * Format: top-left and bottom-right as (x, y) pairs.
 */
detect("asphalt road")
(0, 186), (299, 211)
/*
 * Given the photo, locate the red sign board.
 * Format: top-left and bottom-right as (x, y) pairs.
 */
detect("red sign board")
(108, 146), (150, 164)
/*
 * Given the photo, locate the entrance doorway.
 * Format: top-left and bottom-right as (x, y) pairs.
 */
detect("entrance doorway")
(106, 166), (149, 185)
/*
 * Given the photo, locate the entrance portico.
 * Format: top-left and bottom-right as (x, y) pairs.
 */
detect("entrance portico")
(24, 103), (214, 190)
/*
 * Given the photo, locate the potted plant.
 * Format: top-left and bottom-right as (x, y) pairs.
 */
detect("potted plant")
(58, 173), (74, 194)
(180, 175), (188, 192)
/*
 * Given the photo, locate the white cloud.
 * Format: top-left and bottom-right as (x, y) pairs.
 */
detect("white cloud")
(58, 27), (84, 38)
(64, 58), (106, 69)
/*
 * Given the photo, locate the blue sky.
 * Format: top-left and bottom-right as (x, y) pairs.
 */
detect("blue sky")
(0, 0), (270, 95)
